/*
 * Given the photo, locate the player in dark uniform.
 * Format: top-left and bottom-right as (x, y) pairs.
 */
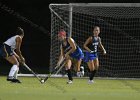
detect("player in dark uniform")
(57, 29), (84, 84)
(83, 26), (106, 84)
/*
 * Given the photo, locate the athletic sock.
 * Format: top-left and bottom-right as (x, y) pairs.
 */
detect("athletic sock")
(8, 65), (18, 79)
(14, 67), (19, 79)
(66, 69), (73, 81)
(89, 70), (97, 80)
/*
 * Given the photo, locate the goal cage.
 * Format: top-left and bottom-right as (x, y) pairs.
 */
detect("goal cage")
(49, 3), (140, 78)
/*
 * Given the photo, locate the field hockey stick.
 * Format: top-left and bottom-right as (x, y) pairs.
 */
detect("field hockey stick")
(43, 61), (66, 83)
(55, 62), (66, 74)
(54, 57), (65, 69)
(23, 63), (44, 83)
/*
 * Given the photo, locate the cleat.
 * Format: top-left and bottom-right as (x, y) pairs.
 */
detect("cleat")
(67, 80), (73, 84)
(10, 79), (22, 83)
(77, 71), (81, 77)
(88, 80), (94, 84)
(7, 78), (13, 81)
(7, 76), (14, 81)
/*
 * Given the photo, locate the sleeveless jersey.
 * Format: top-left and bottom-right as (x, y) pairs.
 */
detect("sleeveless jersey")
(88, 36), (100, 53)
(61, 38), (72, 54)
(4, 35), (19, 50)
(61, 38), (84, 60)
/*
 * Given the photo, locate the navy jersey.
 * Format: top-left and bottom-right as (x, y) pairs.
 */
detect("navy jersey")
(88, 36), (100, 53)
(61, 38), (84, 60)
(61, 38), (71, 54)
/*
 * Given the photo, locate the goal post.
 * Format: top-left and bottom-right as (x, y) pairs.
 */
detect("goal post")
(49, 3), (140, 78)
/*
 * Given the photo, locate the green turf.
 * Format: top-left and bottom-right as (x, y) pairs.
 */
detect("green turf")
(0, 76), (140, 100)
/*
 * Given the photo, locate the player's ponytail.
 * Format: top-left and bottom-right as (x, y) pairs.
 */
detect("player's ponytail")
(16, 27), (24, 36)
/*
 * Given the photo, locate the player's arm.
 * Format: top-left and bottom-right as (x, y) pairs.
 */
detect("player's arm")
(98, 37), (106, 55)
(83, 36), (92, 52)
(15, 36), (25, 63)
(65, 37), (76, 57)
(13, 51), (20, 61)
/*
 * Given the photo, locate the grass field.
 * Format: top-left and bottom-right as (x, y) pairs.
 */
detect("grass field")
(0, 76), (140, 100)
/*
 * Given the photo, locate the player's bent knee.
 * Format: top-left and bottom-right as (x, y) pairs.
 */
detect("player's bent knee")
(14, 61), (19, 67)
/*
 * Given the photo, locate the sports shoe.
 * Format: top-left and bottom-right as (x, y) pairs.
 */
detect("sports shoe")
(11, 79), (22, 83)
(67, 80), (73, 84)
(88, 80), (94, 84)
(77, 71), (81, 77)
(7, 78), (21, 83)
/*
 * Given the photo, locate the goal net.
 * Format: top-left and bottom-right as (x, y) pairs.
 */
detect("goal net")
(49, 3), (140, 78)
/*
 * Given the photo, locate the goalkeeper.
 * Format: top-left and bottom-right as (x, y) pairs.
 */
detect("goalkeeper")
(83, 26), (106, 84)
(57, 29), (84, 84)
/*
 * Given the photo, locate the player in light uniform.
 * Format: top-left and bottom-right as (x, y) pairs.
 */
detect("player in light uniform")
(0, 27), (25, 83)
(83, 26), (106, 83)
(57, 29), (84, 84)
